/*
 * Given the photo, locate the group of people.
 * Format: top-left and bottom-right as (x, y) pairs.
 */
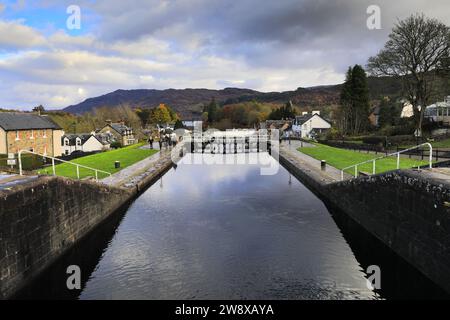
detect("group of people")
(147, 131), (178, 150)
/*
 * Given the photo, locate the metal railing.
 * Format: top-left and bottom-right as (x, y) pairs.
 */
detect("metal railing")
(340, 143), (433, 181)
(18, 149), (112, 182)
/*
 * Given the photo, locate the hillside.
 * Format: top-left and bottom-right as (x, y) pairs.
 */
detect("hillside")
(63, 76), (404, 118)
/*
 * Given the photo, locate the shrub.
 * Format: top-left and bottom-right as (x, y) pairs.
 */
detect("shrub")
(362, 136), (387, 145)
(110, 141), (122, 149)
(387, 135), (415, 146)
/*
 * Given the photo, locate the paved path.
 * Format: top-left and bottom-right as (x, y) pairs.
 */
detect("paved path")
(101, 151), (164, 187)
(279, 140), (350, 183)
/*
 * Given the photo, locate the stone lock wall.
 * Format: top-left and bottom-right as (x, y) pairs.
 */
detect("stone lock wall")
(0, 176), (133, 299)
(324, 170), (450, 293)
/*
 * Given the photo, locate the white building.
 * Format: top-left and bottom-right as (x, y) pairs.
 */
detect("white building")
(62, 133), (105, 155)
(424, 96), (450, 123)
(291, 111), (331, 139)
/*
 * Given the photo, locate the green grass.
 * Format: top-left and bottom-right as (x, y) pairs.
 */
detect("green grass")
(38, 143), (158, 179)
(298, 143), (430, 175)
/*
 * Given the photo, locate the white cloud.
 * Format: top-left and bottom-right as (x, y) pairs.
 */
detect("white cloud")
(0, 20), (46, 50)
(1, 0), (450, 109)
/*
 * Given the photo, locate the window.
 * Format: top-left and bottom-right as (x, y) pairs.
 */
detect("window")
(30, 129), (34, 139)
(76, 139), (81, 146)
(65, 150), (69, 155)
(65, 139), (69, 146)
(43, 130), (47, 138)
(15, 131), (20, 140)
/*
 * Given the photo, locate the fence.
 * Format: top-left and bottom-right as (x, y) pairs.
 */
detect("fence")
(340, 143), (433, 181)
(18, 149), (112, 182)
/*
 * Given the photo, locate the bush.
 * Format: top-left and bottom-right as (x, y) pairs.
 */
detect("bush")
(110, 141), (122, 149)
(362, 136), (387, 145)
(387, 135), (415, 146)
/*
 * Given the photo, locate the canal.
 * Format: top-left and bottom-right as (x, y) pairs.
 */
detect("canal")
(17, 153), (448, 299)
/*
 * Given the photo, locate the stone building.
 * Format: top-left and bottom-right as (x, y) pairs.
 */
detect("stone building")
(98, 120), (136, 146)
(0, 112), (64, 156)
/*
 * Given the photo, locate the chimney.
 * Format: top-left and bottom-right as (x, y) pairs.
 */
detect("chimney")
(106, 119), (112, 125)
(302, 112), (308, 115)
(312, 110), (320, 115)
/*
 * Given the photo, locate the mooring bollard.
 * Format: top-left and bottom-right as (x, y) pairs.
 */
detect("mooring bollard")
(321, 160), (326, 171)
(115, 161), (121, 169)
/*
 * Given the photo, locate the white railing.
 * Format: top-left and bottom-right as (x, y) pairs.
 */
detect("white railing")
(18, 149), (112, 182)
(340, 143), (433, 181)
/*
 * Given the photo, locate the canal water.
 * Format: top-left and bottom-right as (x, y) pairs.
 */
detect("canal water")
(17, 153), (448, 299)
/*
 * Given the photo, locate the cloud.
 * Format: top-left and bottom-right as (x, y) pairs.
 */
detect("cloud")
(1, 0), (450, 109)
(0, 20), (46, 50)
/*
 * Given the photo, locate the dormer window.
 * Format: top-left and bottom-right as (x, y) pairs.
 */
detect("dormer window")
(64, 138), (69, 146)
(76, 138), (82, 146)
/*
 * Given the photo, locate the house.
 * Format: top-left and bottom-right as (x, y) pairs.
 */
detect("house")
(424, 96), (450, 123)
(98, 120), (136, 146)
(260, 120), (292, 131)
(0, 112), (64, 156)
(61, 133), (105, 155)
(291, 111), (331, 139)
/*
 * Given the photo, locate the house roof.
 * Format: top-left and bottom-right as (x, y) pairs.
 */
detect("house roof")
(295, 113), (330, 125)
(62, 134), (101, 146)
(295, 114), (314, 125)
(0, 112), (62, 131)
(109, 123), (132, 135)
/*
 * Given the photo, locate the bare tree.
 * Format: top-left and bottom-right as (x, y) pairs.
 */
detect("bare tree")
(367, 14), (450, 135)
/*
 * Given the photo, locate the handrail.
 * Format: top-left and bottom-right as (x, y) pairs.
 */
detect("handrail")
(340, 142), (433, 181)
(18, 149), (112, 182)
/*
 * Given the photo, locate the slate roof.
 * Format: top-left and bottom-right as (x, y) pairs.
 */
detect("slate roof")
(110, 123), (132, 135)
(294, 114), (314, 125)
(62, 134), (101, 146)
(0, 113), (62, 131)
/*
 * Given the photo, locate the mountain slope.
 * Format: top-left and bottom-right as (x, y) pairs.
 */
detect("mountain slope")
(63, 76), (404, 118)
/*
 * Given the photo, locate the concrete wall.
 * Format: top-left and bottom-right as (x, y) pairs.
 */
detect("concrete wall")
(324, 170), (450, 293)
(0, 176), (133, 299)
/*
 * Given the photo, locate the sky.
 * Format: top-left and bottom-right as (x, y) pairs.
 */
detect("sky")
(0, 0), (450, 110)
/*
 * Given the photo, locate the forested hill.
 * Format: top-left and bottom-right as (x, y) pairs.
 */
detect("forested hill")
(63, 76), (404, 118)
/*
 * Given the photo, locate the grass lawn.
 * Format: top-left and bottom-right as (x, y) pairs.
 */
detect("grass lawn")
(298, 143), (430, 175)
(38, 143), (158, 179)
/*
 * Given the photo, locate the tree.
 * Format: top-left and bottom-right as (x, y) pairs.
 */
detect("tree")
(33, 105), (45, 113)
(135, 108), (151, 128)
(368, 14), (450, 135)
(205, 98), (219, 123)
(149, 104), (172, 124)
(338, 65), (370, 135)
(174, 119), (184, 130)
(268, 101), (296, 120)
(378, 97), (400, 128)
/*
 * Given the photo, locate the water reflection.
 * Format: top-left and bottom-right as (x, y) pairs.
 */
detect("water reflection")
(16, 153), (448, 299)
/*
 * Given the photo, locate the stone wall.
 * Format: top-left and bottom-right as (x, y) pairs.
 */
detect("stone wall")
(0, 176), (133, 299)
(324, 170), (450, 293)
(6, 129), (55, 156)
(278, 150), (450, 293)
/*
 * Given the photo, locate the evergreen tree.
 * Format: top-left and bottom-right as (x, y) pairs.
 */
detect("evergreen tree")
(339, 65), (370, 135)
